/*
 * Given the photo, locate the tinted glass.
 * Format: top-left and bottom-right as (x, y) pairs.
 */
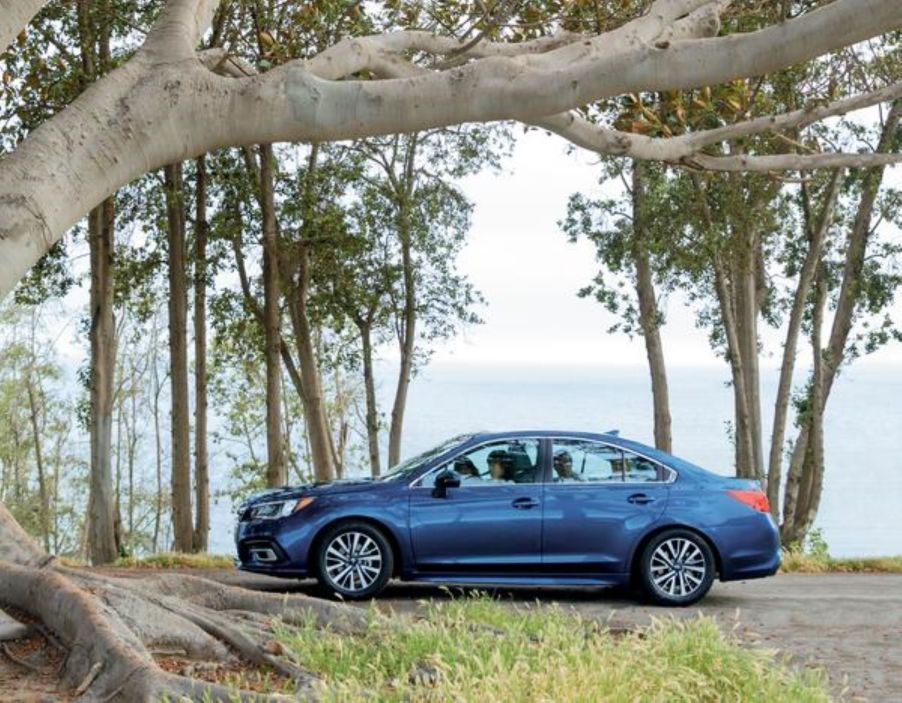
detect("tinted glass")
(441, 439), (540, 484)
(551, 440), (665, 483)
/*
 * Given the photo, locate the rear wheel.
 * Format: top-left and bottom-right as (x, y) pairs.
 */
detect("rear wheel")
(639, 529), (715, 606)
(316, 522), (393, 600)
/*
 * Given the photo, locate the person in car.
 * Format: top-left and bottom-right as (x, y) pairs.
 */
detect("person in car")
(454, 457), (482, 481)
(487, 450), (514, 482)
(553, 450), (581, 482)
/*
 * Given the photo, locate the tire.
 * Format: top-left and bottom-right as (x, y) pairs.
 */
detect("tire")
(316, 521), (393, 600)
(639, 529), (715, 606)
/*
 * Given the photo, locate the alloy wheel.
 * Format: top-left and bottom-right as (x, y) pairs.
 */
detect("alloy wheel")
(649, 537), (708, 598)
(323, 531), (384, 594)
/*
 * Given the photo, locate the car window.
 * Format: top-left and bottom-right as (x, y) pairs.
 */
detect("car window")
(552, 439), (667, 483)
(439, 439), (540, 484)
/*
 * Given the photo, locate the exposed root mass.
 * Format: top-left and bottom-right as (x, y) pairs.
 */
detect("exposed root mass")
(0, 559), (365, 701)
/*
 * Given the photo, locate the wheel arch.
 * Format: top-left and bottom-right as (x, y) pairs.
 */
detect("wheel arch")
(629, 523), (723, 584)
(308, 515), (404, 578)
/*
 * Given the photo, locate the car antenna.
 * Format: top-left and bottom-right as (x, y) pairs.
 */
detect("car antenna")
(604, 428), (620, 436)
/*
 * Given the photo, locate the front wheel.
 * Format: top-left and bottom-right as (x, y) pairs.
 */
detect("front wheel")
(316, 522), (393, 600)
(639, 529), (715, 606)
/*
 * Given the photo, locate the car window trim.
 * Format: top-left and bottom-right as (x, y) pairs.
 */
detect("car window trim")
(410, 437), (545, 489)
(546, 435), (677, 486)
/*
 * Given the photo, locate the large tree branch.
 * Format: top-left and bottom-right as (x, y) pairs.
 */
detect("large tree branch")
(0, 0), (47, 56)
(533, 81), (902, 170)
(142, 0), (218, 60)
(0, 0), (899, 299)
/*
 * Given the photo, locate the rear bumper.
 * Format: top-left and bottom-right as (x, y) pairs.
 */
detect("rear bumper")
(711, 512), (782, 582)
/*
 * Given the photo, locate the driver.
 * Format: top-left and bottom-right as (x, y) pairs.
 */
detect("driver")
(454, 457), (481, 481)
(487, 450), (514, 482)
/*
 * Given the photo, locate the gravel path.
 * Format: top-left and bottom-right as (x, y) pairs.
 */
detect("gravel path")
(220, 570), (902, 701)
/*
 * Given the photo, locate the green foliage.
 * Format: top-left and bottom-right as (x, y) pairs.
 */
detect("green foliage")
(277, 596), (830, 702)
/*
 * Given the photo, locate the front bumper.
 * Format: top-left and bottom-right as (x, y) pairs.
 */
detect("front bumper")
(234, 514), (317, 577)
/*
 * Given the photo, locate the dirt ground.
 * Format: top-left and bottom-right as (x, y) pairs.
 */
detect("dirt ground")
(4, 570), (901, 701)
(0, 610), (68, 703)
(216, 570), (902, 702)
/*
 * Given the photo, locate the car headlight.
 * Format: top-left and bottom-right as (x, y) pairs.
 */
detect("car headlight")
(248, 496), (315, 520)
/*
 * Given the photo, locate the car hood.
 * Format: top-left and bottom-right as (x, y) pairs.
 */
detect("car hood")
(240, 478), (390, 508)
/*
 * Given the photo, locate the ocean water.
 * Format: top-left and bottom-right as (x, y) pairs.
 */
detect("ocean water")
(210, 363), (902, 558)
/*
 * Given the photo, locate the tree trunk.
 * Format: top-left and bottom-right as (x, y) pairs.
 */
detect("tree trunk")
(287, 244), (335, 482)
(151, 315), (165, 554)
(766, 171), (840, 515)
(781, 102), (901, 544)
(193, 155), (210, 552)
(712, 256), (756, 478)
(631, 162), (672, 452)
(388, 137), (419, 468)
(734, 226), (765, 482)
(260, 145), (288, 487)
(359, 319), (382, 477)
(26, 376), (50, 552)
(165, 163), (194, 553)
(283, 144), (335, 482)
(88, 197), (119, 565)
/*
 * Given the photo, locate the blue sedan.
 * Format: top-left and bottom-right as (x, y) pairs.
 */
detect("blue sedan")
(235, 431), (781, 606)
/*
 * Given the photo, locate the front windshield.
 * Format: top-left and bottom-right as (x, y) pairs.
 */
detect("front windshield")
(379, 434), (473, 482)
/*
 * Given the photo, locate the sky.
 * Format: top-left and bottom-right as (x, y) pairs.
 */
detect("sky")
(429, 129), (902, 369)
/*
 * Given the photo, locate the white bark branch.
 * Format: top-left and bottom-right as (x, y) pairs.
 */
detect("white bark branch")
(142, 0), (218, 60)
(533, 81), (902, 169)
(0, 0), (899, 299)
(0, 0), (47, 56)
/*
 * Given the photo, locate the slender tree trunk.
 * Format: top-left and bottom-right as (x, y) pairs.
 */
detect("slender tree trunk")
(288, 243), (335, 482)
(284, 144), (335, 482)
(781, 102), (901, 544)
(151, 318), (164, 554)
(259, 145), (288, 487)
(193, 155), (209, 552)
(792, 263), (828, 543)
(359, 319), (382, 477)
(735, 227), (765, 482)
(712, 256), (756, 478)
(388, 138), (419, 467)
(88, 198), (119, 565)
(26, 378), (50, 552)
(766, 171), (840, 514)
(164, 163), (193, 552)
(631, 162), (672, 452)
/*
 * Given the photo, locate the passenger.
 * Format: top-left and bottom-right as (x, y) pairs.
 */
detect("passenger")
(553, 450), (580, 482)
(487, 450), (514, 482)
(454, 457), (481, 481)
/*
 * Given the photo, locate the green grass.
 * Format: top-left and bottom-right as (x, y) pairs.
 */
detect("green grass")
(780, 551), (902, 574)
(277, 596), (830, 702)
(113, 552), (235, 569)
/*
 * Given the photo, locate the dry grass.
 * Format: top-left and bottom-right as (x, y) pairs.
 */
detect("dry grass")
(278, 596), (830, 702)
(113, 553), (235, 570)
(780, 552), (902, 574)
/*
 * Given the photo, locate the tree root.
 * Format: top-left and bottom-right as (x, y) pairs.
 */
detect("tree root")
(0, 560), (368, 701)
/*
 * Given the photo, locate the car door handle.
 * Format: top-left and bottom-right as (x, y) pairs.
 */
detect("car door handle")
(627, 493), (656, 505)
(511, 497), (540, 510)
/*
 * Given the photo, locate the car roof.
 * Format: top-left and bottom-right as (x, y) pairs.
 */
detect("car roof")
(463, 430), (711, 478)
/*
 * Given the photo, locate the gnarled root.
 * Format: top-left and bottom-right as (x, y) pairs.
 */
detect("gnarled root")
(0, 560), (363, 701)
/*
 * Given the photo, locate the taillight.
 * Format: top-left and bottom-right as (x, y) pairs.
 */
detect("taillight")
(726, 489), (770, 513)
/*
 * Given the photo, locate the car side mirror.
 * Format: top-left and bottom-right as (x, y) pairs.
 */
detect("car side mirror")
(432, 470), (461, 498)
